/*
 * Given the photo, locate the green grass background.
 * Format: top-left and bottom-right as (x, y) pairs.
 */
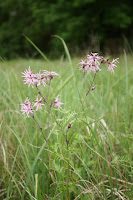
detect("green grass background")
(0, 53), (133, 199)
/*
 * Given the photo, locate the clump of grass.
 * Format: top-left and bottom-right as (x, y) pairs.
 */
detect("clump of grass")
(0, 37), (133, 200)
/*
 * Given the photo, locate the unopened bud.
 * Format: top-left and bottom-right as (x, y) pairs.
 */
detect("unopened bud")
(101, 58), (109, 64)
(92, 86), (96, 90)
(66, 140), (69, 145)
(68, 123), (71, 129)
(82, 64), (86, 69)
(49, 75), (53, 80)
(50, 101), (53, 108)
(101, 59), (105, 63)
(38, 90), (41, 94)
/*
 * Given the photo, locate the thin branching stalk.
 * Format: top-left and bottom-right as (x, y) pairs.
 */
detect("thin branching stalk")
(66, 125), (71, 200)
(32, 115), (47, 142)
(36, 84), (47, 104)
(85, 72), (97, 97)
(66, 142), (70, 200)
(47, 79), (51, 101)
(35, 84), (51, 195)
(84, 71), (86, 94)
(79, 72), (97, 112)
(47, 79), (52, 139)
(36, 85), (63, 127)
(79, 62), (106, 111)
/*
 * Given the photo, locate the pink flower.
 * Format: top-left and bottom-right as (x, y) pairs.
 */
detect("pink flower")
(107, 58), (119, 73)
(43, 70), (59, 80)
(33, 95), (45, 111)
(87, 53), (103, 63)
(21, 66), (37, 87)
(36, 71), (47, 87)
(54, 95), (64, 109)
(20, 97), (34, 118)
(79, 60), (90, 72)
(79, 53), (103, 73)
(87, 52), (103, 73)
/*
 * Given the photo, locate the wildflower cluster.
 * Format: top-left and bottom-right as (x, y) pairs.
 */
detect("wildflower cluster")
(19, 53), (121, 200)
(20, 97), (34, 118)
(20, 53), (119, 119)
(79, 52), (119, 73)
(22, 66), (59, 88)
(21, 67), (63, 118)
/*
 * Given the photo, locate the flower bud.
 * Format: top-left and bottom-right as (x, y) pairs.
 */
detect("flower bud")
(68, 123), (71, 129)
(50, 101), (53, 108)
(92, 86), (96, 90)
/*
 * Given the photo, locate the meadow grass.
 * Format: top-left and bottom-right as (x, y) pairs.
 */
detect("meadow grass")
(0, 53), (133, 199)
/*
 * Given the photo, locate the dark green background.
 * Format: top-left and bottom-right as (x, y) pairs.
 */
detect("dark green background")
(0, 0), (133, 58)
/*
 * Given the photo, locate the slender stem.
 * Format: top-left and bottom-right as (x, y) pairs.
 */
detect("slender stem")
(66, 128), (70, 200)
(36, 85), (46, 104)
(84, 71), (86, 94)
(32, 115), (50, 196)
(36, 85), (61, 124)
(32, 115), (47, 142)
(79, 62), (106, 112)
(47, 79), (51, 101)
(79, 72), (97, 112)
(46, 82), (52, 196)
(35, 85), (62, 197)
(85, 72), (97, 97)
(66, 142), (69, 200)
(47, 80), (51, 138)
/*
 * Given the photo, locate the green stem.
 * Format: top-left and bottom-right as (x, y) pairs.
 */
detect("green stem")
(67, 143), (69, 200)
(81, 71), (97, 109)
(32, 115), (47, 142)
(47, 79), (51, 101)
(66, 130), (70, 200)
(84, 71), (86, 94)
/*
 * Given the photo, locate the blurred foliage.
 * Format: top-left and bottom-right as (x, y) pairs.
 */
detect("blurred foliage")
(0, 0), (133, 58)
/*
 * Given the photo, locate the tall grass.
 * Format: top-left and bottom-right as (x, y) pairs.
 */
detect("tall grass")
(0, 51), (133, 199)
